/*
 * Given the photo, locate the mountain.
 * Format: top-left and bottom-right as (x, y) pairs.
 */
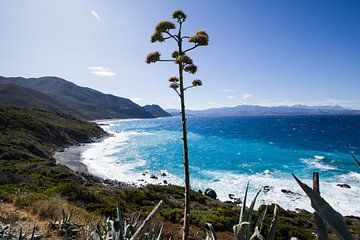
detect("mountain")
(0, 83), (73, 113)
(143, 104), (172, 117)
(0, 76), (164, 120)
(167, 105), (360, 116)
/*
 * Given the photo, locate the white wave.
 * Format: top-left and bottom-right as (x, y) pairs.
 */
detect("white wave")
(190, 170), (360, 216)
(314, 155), (325, 160)
(81, 131), (145, 180)
(301, 157), (336, 170)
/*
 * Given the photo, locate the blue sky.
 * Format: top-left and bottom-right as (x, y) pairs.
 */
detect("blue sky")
(0, 1), (359, 109)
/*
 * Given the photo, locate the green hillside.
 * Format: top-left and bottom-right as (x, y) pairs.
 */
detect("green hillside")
(0, 76), (160, 120)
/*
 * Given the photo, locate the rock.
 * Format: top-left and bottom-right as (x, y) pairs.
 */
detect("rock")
(142, 172), (146, 176)
(229, 194), (235, 199)
(281, 189), (300, 195)
(233, 197), (242, 204)
(163, 180), (168, 184)
(337, 183), (351, 188)
(198, 189), (203, 194)
(204, 188), (217, 200)
(263, 186), (271, 193)
(161, 172), (167, 177)
(150, 174), (158, 180)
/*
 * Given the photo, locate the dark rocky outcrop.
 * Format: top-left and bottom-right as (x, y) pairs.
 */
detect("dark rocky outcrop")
(204, 188), (217, 200)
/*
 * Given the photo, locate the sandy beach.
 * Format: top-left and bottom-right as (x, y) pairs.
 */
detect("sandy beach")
(54, 144), (90, 173)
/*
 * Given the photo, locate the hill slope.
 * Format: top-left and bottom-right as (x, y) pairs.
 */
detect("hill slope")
(0, 83), (73, 114)
(143, 104), (172, 117)
(0, 76), (155, 120)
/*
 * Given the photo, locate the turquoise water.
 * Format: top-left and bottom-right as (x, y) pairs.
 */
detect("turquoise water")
(82, 115), (360, 215)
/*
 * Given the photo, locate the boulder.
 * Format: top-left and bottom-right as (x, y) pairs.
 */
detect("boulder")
(150, 174), (158, 180)
(337, 183), (351, 189)
(204, 188), (217, 200)
(281, 189), (300, 195)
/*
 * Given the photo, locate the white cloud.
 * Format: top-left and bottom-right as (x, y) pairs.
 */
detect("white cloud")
(242, 94), (253, 100)
(227, 95), (234, 100)
(91, 10), (101, 21)
(221, 89), (237, 93)
(129, 97), (143, 102)
(88, 66), (116, 77)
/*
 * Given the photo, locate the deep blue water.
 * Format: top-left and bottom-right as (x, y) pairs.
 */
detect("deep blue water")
(105, 115), (360, 180)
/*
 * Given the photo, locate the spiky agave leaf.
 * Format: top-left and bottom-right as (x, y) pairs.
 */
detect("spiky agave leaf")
(146, 52), (161, 64)
(239, 182), (249, 223)
(250, 207), (268, 240)
(234, 222), (250, 240)
(155, 223), (164, 240)
(155, 21), (176, 33)
(204, 223), (217, 240)
(292, 174), (353, 240)
(255, 206), (268, 234)
(266, 205), (279, 240)
(246, 189), (262, 239)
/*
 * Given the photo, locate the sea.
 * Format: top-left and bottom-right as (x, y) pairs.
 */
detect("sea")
(80, 115), (360, 216)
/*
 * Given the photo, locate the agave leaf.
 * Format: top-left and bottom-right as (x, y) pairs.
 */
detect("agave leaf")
(239, 182), (250, 223)
(255, 206), (268, 233)
(292, 174), (353, 240)
(89, 230), (102, 240)
(266, 205), (279, 240)
(204, 223), (217, 240)
(234, 222), (250, 240)
(156, 223), (164, 240)
(250, 226), (265, 240)
(30, 224), (36, 240)
(246, 188), (262, 240)
(351, 152), (360, 168)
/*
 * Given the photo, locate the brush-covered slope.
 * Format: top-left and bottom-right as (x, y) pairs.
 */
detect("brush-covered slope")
(0, 83), (72, 113)
(0, 107), (106, 161)
(0, 76), (155, 120)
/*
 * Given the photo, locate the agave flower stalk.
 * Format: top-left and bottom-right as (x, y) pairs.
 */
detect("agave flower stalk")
(146, 10), (209, 240)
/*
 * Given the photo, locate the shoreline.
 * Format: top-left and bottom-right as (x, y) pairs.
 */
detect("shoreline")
(53, 119), (360, 217)
(54, 144), (90, 173)
(54, 136), (360, 217)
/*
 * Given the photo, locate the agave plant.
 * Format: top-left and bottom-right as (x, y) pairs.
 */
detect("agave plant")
(89, 200), (166, 240)
(205, 183), (279, 240)
(58, 209), (81, 239)
(18, 225), (36, 240)
(292, 174), (353, 240)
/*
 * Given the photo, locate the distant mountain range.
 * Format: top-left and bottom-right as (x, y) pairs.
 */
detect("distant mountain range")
(167, 104), (360, 116)
(0, 76), (170, 120)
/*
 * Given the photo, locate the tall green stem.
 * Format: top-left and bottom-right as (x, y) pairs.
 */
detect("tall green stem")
(178, 25), (191, 240)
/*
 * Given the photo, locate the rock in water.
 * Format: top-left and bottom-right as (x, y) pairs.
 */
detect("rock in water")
(204, 188), (217, 200)
(337, 183), (351, 188)
(150, 174), (158, 179)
